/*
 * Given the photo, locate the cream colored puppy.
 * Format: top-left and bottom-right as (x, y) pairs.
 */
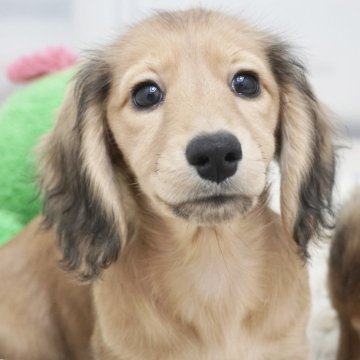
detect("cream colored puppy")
(0, 8), (335, 360)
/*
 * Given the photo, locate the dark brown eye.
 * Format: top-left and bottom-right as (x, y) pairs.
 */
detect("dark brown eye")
(231, 72), (260, 98)
(132, 82), (163, 109)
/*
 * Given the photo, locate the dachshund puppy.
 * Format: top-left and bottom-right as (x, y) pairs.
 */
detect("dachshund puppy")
(329, 188), (360, 360)
(0, 9), (335, 360)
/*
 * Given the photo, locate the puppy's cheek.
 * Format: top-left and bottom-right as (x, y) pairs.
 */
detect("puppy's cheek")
(140, 176), (184, 219)
(147, 149), (196, 203)
(235, 137), (268, 198)
(238, 172), (266, 198)
(148, 168), (194, 204)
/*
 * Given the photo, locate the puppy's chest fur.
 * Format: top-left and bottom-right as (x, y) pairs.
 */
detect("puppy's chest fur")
(93, 223), (307, 359)
(156, 237), (267, 359)
(158, 228), (266, 322)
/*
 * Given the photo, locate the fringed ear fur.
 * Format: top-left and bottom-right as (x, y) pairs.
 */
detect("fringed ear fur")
(38, 52), (126, 281)
(266, 40), (336, 256)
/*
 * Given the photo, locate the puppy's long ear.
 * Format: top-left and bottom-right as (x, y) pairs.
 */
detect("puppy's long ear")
(267, 40), (336, 256)
(38, 52), (126, 280)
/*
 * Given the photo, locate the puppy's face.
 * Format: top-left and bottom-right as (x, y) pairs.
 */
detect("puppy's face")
(107, 13), (280, 224)
(40, 9), (335, 279)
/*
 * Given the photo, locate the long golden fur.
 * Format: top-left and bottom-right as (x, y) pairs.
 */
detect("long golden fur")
(329, 188), (360, 360)
(0, 9), (335, 359)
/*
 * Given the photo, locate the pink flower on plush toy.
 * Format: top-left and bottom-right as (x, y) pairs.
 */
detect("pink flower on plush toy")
(6, 47), (78, 83)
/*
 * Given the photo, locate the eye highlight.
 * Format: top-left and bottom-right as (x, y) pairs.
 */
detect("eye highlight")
(132, 81), (163, 109)
(231, 72), (260, 98)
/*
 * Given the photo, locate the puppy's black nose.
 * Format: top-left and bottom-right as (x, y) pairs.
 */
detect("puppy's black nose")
(186, 132), (242, 184)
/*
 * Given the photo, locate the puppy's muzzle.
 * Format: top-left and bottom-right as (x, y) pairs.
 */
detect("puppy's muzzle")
(186, 132), (242, 184)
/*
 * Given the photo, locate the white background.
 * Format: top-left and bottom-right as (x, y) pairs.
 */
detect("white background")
(0, 0), (359, 130)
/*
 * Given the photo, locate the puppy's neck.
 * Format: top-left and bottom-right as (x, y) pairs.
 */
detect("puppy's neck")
(137, 196), (272, 250)
(121, 204), (275, 327)
(132, 202), (274, 292)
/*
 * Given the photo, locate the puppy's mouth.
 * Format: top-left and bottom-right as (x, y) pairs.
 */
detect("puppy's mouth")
(157, 194), (254, 224)
(180, 194), (240, 206)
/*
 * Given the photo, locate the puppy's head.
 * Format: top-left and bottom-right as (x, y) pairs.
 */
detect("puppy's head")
(39, 9), (335, 280)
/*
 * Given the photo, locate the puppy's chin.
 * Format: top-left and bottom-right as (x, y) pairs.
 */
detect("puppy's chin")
(164, 195), (255, 224)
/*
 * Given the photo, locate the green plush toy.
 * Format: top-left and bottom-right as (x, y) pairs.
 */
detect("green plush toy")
(0, 70), (73, 245)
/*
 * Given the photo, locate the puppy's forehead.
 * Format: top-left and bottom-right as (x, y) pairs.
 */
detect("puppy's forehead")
(109, 10), (266, 73)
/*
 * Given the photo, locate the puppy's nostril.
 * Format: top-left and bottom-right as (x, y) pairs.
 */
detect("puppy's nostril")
(225, 151), (240, 163)
(194, 155), (209, 167)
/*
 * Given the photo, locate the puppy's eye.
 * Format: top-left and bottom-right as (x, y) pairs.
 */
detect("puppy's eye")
(132, 82), (163, 109)
(231, 72), (260, 98)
